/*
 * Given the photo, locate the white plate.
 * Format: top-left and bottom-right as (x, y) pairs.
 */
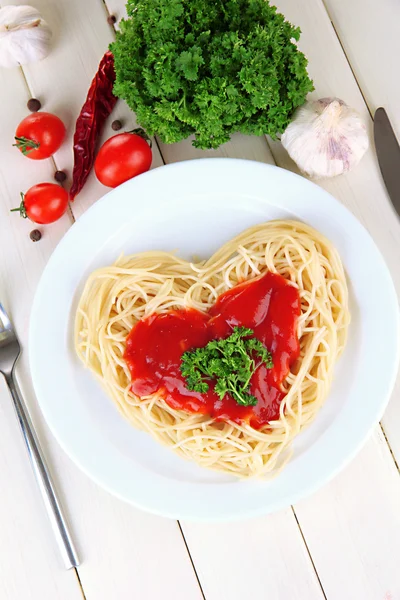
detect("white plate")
(30, 159), (399, 520)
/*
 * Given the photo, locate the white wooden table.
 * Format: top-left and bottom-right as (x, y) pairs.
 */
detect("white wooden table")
(1, 0), (400, 598)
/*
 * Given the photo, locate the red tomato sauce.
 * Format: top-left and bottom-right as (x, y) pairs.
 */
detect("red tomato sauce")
(124, 272), (300, 428)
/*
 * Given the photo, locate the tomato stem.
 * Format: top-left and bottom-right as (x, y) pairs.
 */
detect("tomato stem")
(127, 127), (153, 148)
(10, 193), (27, 218)
(13, 136), (40, 155)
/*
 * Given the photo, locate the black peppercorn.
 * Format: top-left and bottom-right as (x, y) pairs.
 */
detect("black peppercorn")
(54, 170), (67, 183)
(107, 14), (116, 25)
(111, 119), (122, 131)
(30, 229), (42, 242)
(27, 98), (41, 112)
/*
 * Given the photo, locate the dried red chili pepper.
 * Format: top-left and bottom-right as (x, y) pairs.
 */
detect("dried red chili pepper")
(70, 51), (117, 201)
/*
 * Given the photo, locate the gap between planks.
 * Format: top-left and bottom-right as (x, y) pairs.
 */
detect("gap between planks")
(177, 522), (207, 600)
(290, 507), (327, 600)
(74, 568), (88, 600)
(380, 425), (400, 475)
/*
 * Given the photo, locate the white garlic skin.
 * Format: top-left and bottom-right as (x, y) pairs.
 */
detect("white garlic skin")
(0, 5), (52, 68)
(281, 98), (369, 178)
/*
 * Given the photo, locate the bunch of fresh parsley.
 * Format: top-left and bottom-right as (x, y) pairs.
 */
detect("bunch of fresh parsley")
(180, 327), (273, 407)
(111, 0), (314, 149)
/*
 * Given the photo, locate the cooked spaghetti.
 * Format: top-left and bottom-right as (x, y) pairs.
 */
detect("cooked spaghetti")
(75, 220), (349, 478)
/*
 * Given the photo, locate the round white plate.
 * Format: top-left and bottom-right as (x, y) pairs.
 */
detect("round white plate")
(30, 159), (399, 520)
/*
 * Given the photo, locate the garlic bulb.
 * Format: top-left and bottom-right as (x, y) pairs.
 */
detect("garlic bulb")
(0, 5), (52, 68)
(281, 98), (369, 178)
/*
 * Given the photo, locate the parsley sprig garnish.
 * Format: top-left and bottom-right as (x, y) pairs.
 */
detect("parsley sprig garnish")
(180, 327), (273, 407)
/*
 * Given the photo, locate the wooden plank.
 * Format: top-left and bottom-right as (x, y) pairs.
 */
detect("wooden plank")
(295, 429), (400, 600)
(322, 0), (400, 471)
(323, 0), (400, 138)
(4, 0), (203, 598)
(0, 54), (82, 600)
(182, 511), (325, 600)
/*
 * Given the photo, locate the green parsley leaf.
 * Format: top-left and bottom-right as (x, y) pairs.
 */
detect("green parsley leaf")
(111, 0), (314, 149)
(180, 326), (273, 407)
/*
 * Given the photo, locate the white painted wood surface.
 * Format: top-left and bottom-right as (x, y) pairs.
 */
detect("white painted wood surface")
(323, 0), (400, 139)
(181, 510), (325, 600)
(295, 431), (400, 600)
(0, 0), (399, 599)
(0, 58), (81, 600)
(322, 0), (400, 476)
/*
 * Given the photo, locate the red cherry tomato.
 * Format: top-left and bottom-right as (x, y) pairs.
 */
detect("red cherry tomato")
(94, 131), (152, 188)
(11, 183), (69, 224)
(14, 113), (66, 160)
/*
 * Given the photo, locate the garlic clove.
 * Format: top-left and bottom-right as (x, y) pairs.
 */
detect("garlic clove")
(281, 97), (369, 179)
(0, 5), (52, 69)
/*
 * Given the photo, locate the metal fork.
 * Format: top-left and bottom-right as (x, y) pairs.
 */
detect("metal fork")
(0, 302), (79, 569)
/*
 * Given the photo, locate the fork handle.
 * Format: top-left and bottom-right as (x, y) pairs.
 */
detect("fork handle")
(6, 374), (80, 569)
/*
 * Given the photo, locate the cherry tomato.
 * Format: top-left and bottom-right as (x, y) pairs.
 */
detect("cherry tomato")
(14, 112), (66, 160)
(11, 183), (69, 224)
(94, 131), (152, 188)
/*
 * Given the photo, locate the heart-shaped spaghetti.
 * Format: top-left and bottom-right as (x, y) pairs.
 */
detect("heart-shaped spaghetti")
(75, 220), (349, 478)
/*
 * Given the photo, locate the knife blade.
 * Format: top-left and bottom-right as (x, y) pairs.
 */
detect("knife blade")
(374, 107), (400, 218)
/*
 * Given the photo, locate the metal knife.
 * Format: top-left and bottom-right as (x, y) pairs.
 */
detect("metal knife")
(374, 107), (400, 218)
